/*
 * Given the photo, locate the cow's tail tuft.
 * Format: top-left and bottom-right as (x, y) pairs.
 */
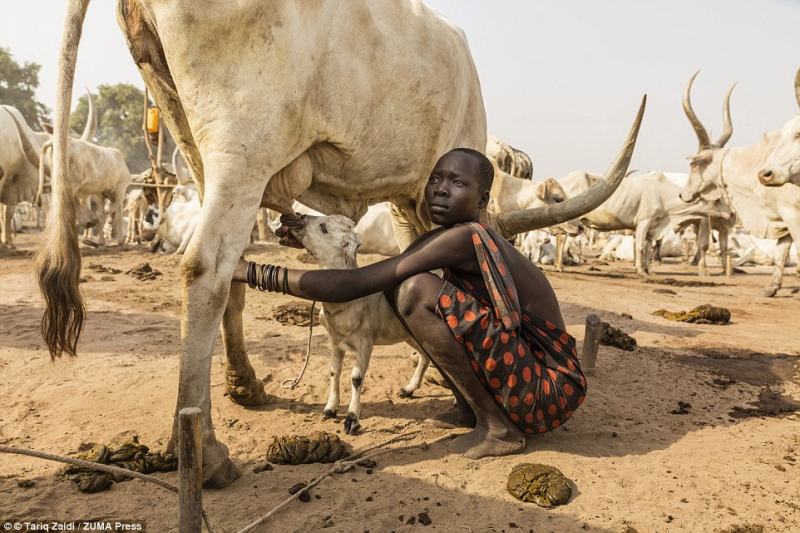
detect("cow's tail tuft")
(37, 0), (91, 359)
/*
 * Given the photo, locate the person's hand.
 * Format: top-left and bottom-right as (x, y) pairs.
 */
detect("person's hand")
(275, 213), (305, 249)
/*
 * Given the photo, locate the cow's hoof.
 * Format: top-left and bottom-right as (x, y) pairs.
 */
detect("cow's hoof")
(761, 287), (778, 298)
(322, 408), (337, 420)
(698, 269), (709, 277)
(343, 413), (360, 435)
(202, 452), (241, 489)
(225, 377), (270, 406)
(398, 388), (414, 398)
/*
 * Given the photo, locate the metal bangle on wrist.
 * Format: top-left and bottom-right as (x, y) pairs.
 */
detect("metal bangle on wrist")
(246, 261), (289, 293)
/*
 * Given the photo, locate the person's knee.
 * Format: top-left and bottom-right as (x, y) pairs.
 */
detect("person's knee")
(395, 275), (435, 319)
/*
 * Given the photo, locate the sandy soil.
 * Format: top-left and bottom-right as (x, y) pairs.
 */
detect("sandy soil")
(1, 229), (798, 533)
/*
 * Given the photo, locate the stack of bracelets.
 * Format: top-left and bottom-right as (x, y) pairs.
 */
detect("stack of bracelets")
(246, 261), (290, 294)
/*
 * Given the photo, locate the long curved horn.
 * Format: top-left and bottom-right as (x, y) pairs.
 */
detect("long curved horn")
(80, 88), (97, 141)
(795, 67), (800, 110)
(2, 106), (43, 168)
(683, 70), (710, 150)
(492, 95), (646, 236)
(715, 83), (736, 148)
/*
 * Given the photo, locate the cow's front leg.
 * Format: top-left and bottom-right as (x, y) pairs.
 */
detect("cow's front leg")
(167, 153), (266, 488)
(344, 338), (373, 435)
(695, 219), (710, 276)
(222, 282), (269, 405)
(762, 235), (792, 297)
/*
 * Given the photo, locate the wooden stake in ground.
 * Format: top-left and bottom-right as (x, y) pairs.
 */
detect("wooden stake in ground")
(725, 253), (733, 277)
(178, 407), (202, 533)
(580, 313), (601, 370)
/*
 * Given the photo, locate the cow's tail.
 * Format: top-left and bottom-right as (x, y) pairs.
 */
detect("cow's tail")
(37, 0), (91, 359)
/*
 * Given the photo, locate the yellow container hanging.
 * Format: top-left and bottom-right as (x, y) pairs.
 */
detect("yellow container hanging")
(146, 107), (160, 133)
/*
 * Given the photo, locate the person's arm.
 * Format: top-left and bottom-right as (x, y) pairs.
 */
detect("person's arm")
(238, 224), (473, 302)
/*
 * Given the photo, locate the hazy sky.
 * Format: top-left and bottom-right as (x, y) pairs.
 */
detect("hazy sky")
(2, 0), (799, 178)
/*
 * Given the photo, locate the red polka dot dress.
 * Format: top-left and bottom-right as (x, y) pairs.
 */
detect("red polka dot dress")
(435, 222), (586, 434)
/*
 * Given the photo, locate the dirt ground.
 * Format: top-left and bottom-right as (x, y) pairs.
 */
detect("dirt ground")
(1, 229), (799, 533)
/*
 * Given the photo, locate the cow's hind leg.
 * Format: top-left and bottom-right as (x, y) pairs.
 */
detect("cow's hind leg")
(167, 157), (266, 488)
(399, 341), (430, 397)
(222, 282), (269, 405)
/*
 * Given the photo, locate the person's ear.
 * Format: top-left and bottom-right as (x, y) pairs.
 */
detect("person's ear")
(478, 190), (490, 209)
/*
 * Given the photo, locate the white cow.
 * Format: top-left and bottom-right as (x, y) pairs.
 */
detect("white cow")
(0, 108), (48, 248)
(559, 170), (728, 275)
(0, 95), (97, 247)
(758, 69), (800, 187)
(731, 232), (799, 267)
(486, 135), (533, 180)
(44, 0), (644, 486)
(518, 229), (583, 266)
(150, 184), (201, 254)
(4, 100), (130, 247)
(679, 69), (800, 297)
(123, 188), (149, 244)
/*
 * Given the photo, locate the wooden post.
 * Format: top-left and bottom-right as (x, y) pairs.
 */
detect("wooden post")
(724, 253), (733, 277)
(580, 313), (602, 370)
(178, 407), (202, 533)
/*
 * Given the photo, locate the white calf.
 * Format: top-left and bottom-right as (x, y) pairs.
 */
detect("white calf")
(289, 213), (429, 434)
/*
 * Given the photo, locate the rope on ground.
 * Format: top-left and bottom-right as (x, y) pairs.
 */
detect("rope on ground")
(281, 300), (317, 389)
(0, 444), (220, 533)
(235, 428), (425, 533)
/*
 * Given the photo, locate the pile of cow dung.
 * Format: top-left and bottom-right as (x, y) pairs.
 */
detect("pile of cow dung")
(646, 277), (722, 288)
(506, 463), (572, 507)
(600, 322), (637, 351)
(266, 431), (349, 465)
(272, 301), (320, 327)
(87, 263), (122, 275)
(652, 304), (731, 325)
(61, 436), (177, 493)
(126, 263), (161, 281)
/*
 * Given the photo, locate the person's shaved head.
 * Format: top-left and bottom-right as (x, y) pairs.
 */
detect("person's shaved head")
(448, 148), (495, 194)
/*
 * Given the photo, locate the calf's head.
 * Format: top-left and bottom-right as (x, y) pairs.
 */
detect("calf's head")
(280, 213), (361, 269)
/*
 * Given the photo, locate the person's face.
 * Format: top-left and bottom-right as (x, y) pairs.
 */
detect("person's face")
(424, 152), (489, 226)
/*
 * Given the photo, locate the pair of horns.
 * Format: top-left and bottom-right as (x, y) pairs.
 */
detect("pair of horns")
(682, 70), (735, 151)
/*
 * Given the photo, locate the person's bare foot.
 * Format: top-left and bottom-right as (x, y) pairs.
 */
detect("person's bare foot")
(448, 426), (525, 459)
(425, 406), (476, 429)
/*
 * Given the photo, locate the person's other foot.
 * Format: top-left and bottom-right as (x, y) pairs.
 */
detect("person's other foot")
(448, 426), (525, 459)
(425, 407), (476, 429)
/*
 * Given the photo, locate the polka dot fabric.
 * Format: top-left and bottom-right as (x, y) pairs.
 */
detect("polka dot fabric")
(436, 222), (586, 434)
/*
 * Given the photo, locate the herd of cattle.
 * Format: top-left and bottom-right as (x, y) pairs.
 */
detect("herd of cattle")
(1, 0), (798, 487)
(3, 71), (798, 294)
